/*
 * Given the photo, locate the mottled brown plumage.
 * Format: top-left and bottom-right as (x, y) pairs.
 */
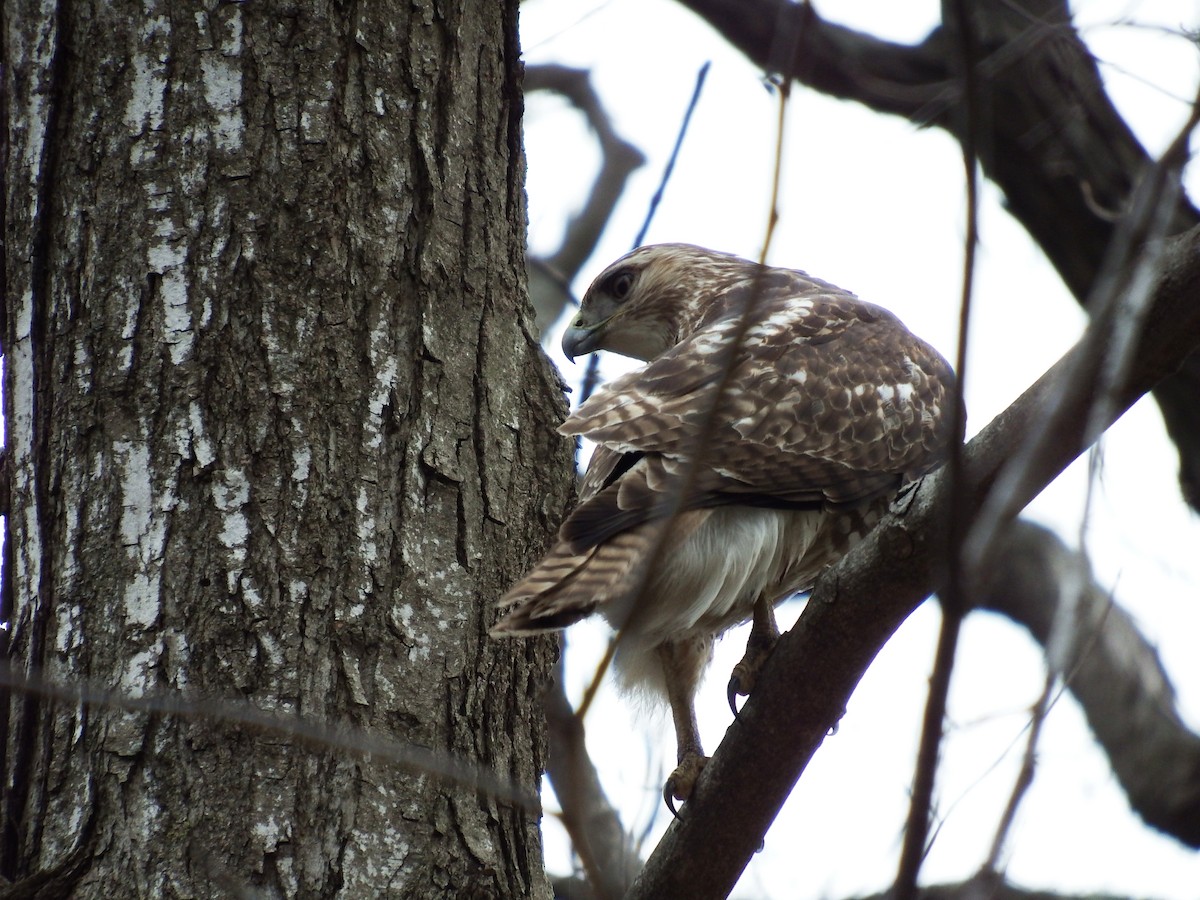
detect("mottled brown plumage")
(492, 244), (955, 805)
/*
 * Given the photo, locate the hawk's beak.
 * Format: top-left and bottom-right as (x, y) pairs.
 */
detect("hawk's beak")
(562, 316), (604, 362)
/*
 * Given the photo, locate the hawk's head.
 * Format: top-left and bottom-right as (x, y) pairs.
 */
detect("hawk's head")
(562, 244), (756, 362)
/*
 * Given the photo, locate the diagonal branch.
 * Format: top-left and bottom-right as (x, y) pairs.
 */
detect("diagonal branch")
(543, 644), (641, 899)
(979, 520), (1200, 849)
(524, 66), (645, 334)
(627, 223), (1200, 899)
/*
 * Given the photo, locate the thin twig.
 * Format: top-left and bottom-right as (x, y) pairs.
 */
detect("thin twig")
(983, 670), (1055, 873)
(893, 2), (980, 893)
(0, 664), (538, 811)
(606, 72), (792, 660)
(578, 62), (710, 406)
(758, 76), (789, 262)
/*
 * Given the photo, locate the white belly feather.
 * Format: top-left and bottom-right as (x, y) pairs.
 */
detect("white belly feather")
(608, 505), (860, 699)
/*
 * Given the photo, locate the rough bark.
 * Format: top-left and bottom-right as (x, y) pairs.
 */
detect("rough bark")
(675, 0), (1200, 510)
(2, 2), (571, 897)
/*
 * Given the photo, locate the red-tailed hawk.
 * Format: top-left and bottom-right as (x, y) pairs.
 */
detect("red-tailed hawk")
(492, 244), (955, 807)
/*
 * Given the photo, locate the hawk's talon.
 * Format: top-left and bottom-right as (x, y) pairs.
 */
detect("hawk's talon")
(728, 635), (774, 712)
(663, 781), (681, 819)
(662, 752), (708, 817)
(727, 675), (743, 717)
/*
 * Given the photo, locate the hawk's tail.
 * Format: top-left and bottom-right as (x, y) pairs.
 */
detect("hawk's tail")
(489, 527), (659, 636)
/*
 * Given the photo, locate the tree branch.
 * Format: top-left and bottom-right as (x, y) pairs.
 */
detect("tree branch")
(524, 65), (645, 333)
(543, 645), (641, 899)
(980, 520), (1200, 848)
(627, 223), (1200, 898)
(675, 0), (1200, 508)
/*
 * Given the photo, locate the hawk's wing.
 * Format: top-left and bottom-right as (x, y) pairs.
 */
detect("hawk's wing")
(560, 276), (954, 552)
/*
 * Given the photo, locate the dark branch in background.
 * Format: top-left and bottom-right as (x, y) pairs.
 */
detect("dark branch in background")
(524, 66), (645, 334)
(979, 520), (1200, 849)
(675, 0), (1200, 509)
(627, 223), (1200, 899)
(542, 644), (640, 900)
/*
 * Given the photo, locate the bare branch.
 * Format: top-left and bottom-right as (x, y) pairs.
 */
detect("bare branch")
(525, 65), (645, 333)
(983, 669), (1055, 875)
(543, 644), (641, 899)
(979, 520), (1200, 848)
(627, 223), (1200, 899)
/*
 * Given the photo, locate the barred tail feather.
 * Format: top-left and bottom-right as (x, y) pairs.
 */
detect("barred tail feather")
(490, 527), (658, 637)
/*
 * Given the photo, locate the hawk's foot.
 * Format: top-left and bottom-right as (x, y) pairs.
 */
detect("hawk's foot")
(663, 751), (708, 818)
(727, 629), (780, 715)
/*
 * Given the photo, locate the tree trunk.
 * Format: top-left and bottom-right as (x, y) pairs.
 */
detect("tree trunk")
(2, 2), (569, 896)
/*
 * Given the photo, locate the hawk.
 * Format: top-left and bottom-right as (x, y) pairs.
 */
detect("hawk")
(492, 244), (955, 807)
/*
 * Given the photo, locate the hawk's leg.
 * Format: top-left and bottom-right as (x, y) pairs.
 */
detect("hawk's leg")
(657, 635), (713, 816)
(728, 595), (780, 715)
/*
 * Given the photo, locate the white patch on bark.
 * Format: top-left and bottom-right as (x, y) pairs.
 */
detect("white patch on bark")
(350, 318), (400, 596)
(254, 815), (286, 852)
(124, 16), (169, 137)
(166, 628), (190, 688)
(292, 446), (311, 482)
(356, 484), (378, 567)
(150, 217), (193, 365)
(116, 440), (166, 630)
(9, 293), (41, 623)
(213, 467), (251, 596)
(122, 645), (161, 697)
(117, 286), (139, 371)
(367, 320), (398, 450)
(54, 598), (80, 654)
(200, 9), (244, 153)
(257, 632), (284, 670)
(188, 402), (216, 468)
(123, 13), (195, 367)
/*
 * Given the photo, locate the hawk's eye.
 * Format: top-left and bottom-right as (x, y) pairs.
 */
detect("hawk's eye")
(609, 271), (635, 302)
